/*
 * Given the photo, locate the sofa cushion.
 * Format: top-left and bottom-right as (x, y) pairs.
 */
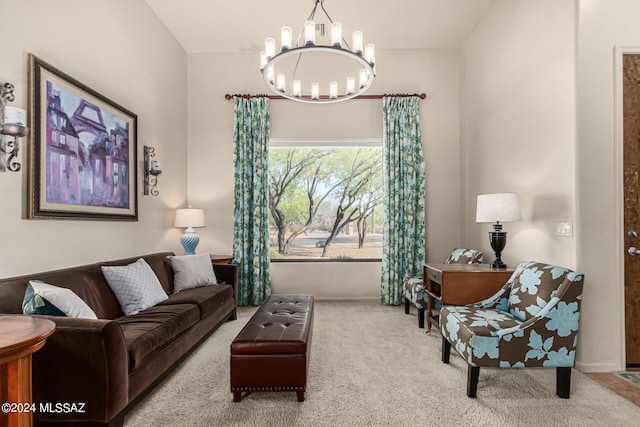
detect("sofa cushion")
(169, 253), (218, 292)
(442, 305), (522, 341)
(22, 280), (97, 319)
(159, 284), (234, 319)
(114, 303), (200, 371)
(102, 259), (169, 316)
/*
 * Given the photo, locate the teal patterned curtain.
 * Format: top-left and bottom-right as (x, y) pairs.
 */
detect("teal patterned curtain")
(232, 97), (271, 306)
(381, 96), (426, 305)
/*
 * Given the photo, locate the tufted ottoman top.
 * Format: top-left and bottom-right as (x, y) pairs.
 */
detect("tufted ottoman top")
(231, 294), (313, 355)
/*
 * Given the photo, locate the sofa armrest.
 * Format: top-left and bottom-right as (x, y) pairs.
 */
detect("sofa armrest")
(213, 263), (239, 306)
(31, 316), (129, 424)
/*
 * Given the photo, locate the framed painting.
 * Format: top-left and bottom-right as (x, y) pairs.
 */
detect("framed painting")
(28, 54), (138, 220)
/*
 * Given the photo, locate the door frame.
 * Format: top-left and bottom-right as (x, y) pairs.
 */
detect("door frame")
(614, 46), (640, 370)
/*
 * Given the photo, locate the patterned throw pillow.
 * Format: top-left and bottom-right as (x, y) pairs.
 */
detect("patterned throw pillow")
(169, 252), (218, 292)
(507, 261), (570, 322)
(101, 258), (168, 315)
(22, 280), (98, 319)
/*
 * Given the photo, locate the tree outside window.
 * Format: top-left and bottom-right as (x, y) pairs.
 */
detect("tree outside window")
(268, 146), (383, 261)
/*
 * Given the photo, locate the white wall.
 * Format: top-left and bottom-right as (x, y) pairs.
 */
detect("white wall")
(460, 0), (585, 360)
(0, 0), (188, 277)
(188, 50), (462, 298)
(461, 0), (577, 269)
(576, 0), (640, 371)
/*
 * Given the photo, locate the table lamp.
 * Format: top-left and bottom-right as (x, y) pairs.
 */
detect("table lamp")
(174, 207), (206, 255)
(475, 193), (521, 268)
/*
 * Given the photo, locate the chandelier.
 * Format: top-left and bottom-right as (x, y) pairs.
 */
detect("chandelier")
(259, 0), (376, 103)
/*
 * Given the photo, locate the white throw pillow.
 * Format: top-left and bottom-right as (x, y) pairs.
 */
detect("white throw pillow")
(101, 258), (168, 315)
(170, 252), (218, 293)
(22, 280), (98, 319)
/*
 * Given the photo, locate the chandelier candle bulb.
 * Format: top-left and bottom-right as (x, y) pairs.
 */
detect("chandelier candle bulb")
(281, 26), (292, 50)
(304, 21), (316, 45)
(364, 44), (375, 64)
(259, 51), (268, 70)
(346, 77), (355, 94)
(276, 73), (286, 92)
(311, 83), (320, 100)
(266, 66), (275, 84)
(353, 31), (364, 54)
(359, 69), (368, 88)
(329, 81), (338, 99)
(265, 37), (276, 58)
(331, 22), (342, 47)
(293, 80), (302, 97)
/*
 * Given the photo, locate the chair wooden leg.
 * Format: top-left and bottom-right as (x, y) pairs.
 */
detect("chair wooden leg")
(467, 366), (480, 398)
(556, 367), (572, 398)
(442, 336), (451, 363)
(404, 297), (410, 314)
(418, 308), (425, 328)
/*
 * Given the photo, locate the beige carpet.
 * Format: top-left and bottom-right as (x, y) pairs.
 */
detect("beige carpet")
(125, 301), (640, 427)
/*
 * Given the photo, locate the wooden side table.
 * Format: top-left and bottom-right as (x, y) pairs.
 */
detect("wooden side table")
(0, 315), (55, 427)
(211, 254), (234, 265)
(424, 263), (514, 333)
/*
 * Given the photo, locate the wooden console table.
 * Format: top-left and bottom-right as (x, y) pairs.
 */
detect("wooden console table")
(424, 263), (514, 333)
(0, 315), (55, 427)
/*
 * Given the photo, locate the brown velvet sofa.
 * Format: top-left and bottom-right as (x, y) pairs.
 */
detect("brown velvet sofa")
(0, 252), (238, 427)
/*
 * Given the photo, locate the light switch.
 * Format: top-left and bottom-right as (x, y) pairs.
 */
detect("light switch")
(556, 222), (573, 237)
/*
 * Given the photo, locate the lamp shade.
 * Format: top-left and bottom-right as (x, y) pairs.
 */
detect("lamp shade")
(475, 193), (522, 223)
(174, 208), (206, 228)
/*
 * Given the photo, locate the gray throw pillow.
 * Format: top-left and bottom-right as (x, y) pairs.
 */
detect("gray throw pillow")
(170, 252), (218, 293)
(101, 258), (168, 315)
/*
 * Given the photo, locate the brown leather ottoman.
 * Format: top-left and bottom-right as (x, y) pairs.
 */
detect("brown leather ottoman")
(230, 294), (314, 402)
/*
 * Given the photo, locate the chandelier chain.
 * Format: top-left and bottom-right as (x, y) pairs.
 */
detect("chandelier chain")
(318, 1), (352, 50)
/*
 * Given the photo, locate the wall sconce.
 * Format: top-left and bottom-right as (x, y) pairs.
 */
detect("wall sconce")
(143, 145), (162, 196)
(0, 82), (28, 172)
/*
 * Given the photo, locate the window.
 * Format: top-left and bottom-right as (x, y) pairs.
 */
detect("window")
(268, 142), (382, 261)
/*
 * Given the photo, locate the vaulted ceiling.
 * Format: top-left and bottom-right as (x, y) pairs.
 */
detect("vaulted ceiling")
(145, 0), (497, 53)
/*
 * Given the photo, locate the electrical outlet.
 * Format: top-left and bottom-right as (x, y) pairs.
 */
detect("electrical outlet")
(556, 222), (573, 237)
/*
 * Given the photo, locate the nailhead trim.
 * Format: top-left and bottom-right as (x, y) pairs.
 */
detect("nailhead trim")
(232, 386), (305, 392)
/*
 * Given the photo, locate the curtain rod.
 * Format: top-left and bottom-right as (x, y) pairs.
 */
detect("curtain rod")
(224, 93), (427, 100)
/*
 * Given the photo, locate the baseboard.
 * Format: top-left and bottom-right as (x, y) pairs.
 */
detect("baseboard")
(575, 361), (622, 373)
(312, 297), (380, 302)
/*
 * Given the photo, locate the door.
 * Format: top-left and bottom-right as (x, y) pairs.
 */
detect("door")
(623, 54), (640, 368)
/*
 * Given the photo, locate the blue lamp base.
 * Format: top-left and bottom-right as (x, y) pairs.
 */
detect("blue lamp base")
(180, 227), (200, 255)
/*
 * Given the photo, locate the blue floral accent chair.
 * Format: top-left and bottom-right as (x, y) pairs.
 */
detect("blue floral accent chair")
(443, 248), (484, 265)
(403, 248), (483, 328)
(440, 261), (584, 398)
